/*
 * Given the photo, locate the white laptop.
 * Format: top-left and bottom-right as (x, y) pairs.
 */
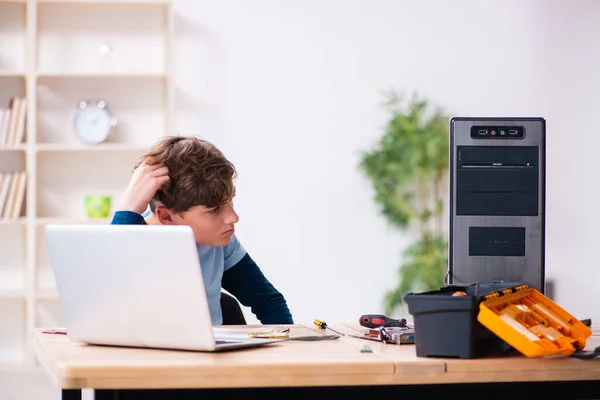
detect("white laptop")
(44, 224), (283, 352)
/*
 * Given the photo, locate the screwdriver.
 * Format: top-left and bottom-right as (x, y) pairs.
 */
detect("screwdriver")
(313, 319), (346, 336)
(314, 319), (395, 343)
(359, 314), (407, 329)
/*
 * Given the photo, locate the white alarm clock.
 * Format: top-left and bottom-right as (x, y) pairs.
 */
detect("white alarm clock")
(73, 100), (117, 144)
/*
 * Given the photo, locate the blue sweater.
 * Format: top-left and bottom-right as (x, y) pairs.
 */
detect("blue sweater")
(110, 211), (294, 325)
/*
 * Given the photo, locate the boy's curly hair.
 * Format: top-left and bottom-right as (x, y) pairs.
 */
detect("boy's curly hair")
(135, 136), (237, 213)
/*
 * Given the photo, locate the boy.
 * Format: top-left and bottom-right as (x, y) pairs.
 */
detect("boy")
(110, 135), (294, 325)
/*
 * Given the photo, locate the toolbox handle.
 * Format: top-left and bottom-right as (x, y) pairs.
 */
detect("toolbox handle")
(482, 285), (529, 300)
(571, 346), (600, 359)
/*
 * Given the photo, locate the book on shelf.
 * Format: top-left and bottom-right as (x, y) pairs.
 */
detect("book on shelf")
(0, 97), (27, 147)
(0, 170), (27, 220)
(0, 109), (10, 145)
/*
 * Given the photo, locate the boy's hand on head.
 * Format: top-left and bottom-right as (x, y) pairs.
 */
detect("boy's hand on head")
(118, 163), (170, 215)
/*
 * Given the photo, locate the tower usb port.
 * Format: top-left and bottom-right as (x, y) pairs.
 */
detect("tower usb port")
(508, 129), (518, 135)
(478, 129), (489, 135)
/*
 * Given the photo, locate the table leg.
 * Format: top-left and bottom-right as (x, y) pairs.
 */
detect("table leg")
(61, 390), (81, 400)
(61, 389), (119, 400)
(95, 390), (155, 399)
(61, 380), (600, 399)
(94, 390), (119, 400)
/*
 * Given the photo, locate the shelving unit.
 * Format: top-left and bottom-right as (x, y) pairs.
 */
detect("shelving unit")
(0, 0), (173, 368)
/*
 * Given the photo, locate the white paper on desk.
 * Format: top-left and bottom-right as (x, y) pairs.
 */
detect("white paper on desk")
(212, 327), (275, 339)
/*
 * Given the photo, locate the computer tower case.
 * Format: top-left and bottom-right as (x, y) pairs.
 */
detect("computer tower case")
(449, 117), (545, 293)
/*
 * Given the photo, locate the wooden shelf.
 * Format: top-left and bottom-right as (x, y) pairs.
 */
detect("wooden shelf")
(0, 289), (25, 299)
(37, 0), (170, 5)
(0, 145), (27, 151)
(37, 72), (168, 79)
(35, 143), (149, 152)
(0, 218), (27, 225)
(0, 72), (25, 78)
(35, 217), (111, 225)
(0, 0), (173, 369)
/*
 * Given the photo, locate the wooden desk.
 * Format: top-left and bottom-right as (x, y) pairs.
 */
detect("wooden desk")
(33, 324), (600, 400)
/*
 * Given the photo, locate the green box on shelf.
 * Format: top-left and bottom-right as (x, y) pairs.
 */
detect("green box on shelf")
(84, 195), (111, 219)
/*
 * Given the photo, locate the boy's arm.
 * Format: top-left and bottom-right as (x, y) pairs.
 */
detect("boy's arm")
(110, 210), (147, 225)
(118, 162), (169, 214)
(222, 254), (294, 325)
(110, 162), (169, 225)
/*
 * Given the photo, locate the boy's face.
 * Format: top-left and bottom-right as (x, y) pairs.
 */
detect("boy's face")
(180, 201), (239, 246)
(158, 201), (239, 247)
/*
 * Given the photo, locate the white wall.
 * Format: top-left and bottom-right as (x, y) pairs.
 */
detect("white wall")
(172, 0), (600, 324)
(535, 0), (600, 321)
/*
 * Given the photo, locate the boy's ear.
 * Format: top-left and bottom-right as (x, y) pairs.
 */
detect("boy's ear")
(155, 206), (176, 225)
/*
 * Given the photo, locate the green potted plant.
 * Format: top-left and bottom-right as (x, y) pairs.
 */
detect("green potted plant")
(359, 92), (451, 315)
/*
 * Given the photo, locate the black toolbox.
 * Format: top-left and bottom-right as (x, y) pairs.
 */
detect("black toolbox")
(403, 282), (522, 359)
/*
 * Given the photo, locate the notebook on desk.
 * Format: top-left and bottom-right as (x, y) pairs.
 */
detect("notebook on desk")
(44, 224), (282, 352)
